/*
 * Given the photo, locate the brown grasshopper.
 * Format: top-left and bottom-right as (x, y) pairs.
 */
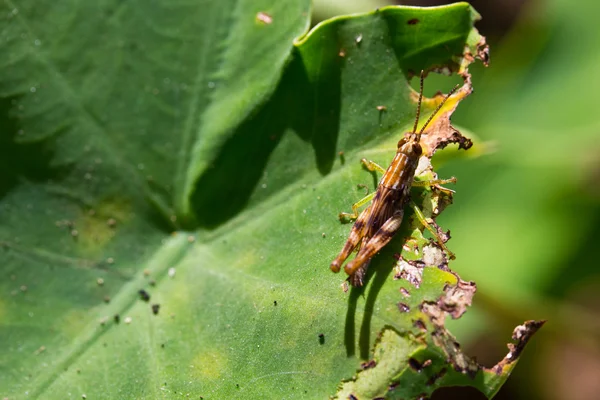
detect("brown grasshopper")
(330, 72), (459, 287)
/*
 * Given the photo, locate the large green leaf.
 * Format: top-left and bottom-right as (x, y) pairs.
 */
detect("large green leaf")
(0, 2), (537, 398)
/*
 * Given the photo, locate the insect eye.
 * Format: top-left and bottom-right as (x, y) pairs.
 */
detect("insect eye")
(412, 143), (422, 156)
(397, 138), (407, 148)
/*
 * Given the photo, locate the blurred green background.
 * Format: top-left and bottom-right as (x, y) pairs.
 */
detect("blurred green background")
(315, 0), (600, 399)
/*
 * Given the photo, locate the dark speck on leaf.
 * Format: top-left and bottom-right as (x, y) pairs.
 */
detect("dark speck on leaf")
(114, 314), (120, 324)
(413, 319), (427, 331)
(349, 395), (358, 400)
(361, 360), (377, 370)
(152, 304), (160, 315)
(318, 333), (325, 345)
(138, 289), (151, 302)
(273, 300), (277, 306)
(426, 367), (447, 386)
(408, 357), (424, 372)
(408, 18), (419, 25)
(398, 302), (410, 312)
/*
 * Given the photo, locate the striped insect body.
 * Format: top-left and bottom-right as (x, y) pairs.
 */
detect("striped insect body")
(330, 72), (458, 286)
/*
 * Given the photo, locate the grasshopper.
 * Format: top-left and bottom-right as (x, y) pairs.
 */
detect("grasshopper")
(330, 72), (459, 287)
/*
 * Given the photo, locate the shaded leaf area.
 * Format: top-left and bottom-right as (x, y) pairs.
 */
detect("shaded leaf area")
(190, 3), (484, 227)
(0, 2), (532, 399)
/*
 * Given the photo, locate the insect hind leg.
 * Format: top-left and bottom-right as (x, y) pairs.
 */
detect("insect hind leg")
(331, 206), (371, 273)
(344, 210), (405, 278)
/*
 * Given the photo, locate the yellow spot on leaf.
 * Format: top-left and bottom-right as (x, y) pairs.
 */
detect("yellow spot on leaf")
(190, 350), (227, 380)
(74, 198), (132, 255)
(57, 309), (89, 338)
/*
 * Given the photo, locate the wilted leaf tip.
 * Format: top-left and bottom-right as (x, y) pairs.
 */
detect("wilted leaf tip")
(489, 320), (546, 375)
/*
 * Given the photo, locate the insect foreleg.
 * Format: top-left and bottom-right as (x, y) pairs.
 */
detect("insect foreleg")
(338, 191), (376, 222)
(361, 158), (386, 174)
(410, 200), (456, 260)
(343, 210), (405, 276)
(330, 205), (372, 273)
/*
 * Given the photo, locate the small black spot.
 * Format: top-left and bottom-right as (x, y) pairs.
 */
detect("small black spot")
(361, 360), (377, 370)
(426, 367), (447, 386)
(161, 343), (165, 348)
(408, 357), (424, 372)
(349, 395), (358, 400)
(151, 303), (160, 315)
(149, 279), (156, 287)
(407, 18), (419, 25)
(273, 300), (277, 306)
(413, 319), (427, 331)
(318, 333), (325, 345)
(114, 314), (120, 324)
(398, 302), (410, 312)
(236, 384), (240, 389)
(138, 289), (151, 302)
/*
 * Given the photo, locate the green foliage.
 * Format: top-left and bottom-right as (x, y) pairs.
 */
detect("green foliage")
(0, 1), (538, 398)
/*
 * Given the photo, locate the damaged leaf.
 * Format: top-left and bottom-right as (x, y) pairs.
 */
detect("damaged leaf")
(323, 4), (541, 399)
(335, 267), (544, 399)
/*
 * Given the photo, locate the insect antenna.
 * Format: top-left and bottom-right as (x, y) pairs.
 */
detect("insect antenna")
(411, 71), (425, 135)
(415, 83), (461, 141)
